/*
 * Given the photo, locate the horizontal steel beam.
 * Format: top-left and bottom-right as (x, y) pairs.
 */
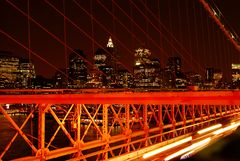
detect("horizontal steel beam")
(1, 91), (240, 104)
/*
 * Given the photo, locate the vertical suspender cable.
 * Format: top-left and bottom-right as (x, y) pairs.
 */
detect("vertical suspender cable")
(27, 0), (34, 150)
(90, 0), (94, 57)
(200, 4), (207, 70)
(144, 0), (149, 48)
(192, 1), (201, 73)
(130, 0), (134, 53)
(167, 0), (173, 56)
(206, 9), (212, 68)
(177, 0), (183, 67)
(157, 0), (162, 54)
(185, 0), (193, 69)
(211, 20), (217, 68)
(63, 0), (68, 86)
(27, 0), (31, 62)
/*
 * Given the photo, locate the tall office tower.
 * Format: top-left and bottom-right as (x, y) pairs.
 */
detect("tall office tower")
(91, 48), (108, 88)
(0, 51), (20, 88)
(213, 69), (223, 89)
(94, 48), (107, 68)
(204, 67), (215, 89)
(106, 36), (119, 87)
(231, 64), (240, 89)
(205, 67), (214, 82)
(68, 49), (88, 88)
(106, 36), (115, 65)
(166, 56), (182, 73)
(133, 48), (161, 88)
(164, 56), (185, 89)
(118, 69), (133, 88)
(91, 37), (118, 88)
(232, 64), (240, 82)
(18, 59), (36, 88)
(53, 69), (67, 89)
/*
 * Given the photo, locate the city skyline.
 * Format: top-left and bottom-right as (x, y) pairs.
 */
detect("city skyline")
(0, 0), (240, 80)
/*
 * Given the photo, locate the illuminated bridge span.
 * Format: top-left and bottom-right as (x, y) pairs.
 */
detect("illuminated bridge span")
(1, 0), (240, 160)
(1, 91), (240, 160)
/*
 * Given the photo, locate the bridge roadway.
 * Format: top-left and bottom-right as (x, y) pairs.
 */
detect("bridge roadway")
(0, 90), (240, 161)
(130, 121), (240, 161)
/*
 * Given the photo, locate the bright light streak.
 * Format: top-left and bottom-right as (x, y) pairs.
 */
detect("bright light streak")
(180, 142), (209, 160)
(164, 138), (211, 161)
(213, 122), (240, 135)
(135, 61), (141, 66)
(180, 150), (195, 160)
(197, 124), (222, 134)
(142, 136), (192, 159)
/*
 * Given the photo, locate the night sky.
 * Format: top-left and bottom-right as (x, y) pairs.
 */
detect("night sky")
(0, 0), (240, 81)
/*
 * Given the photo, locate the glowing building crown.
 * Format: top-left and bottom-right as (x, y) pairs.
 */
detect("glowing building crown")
(107, 36), (114, 48)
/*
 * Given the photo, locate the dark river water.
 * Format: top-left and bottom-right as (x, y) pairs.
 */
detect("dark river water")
(1, 115), (240, 161)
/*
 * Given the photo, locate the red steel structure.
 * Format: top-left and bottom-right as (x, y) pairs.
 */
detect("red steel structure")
(0, 90), (240, 160)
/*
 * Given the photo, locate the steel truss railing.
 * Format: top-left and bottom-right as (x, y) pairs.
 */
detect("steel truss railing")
(0, 91), (240, 160)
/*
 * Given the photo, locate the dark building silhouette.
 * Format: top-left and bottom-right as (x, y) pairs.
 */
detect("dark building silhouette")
(164, 56), (186, 89)
(68, 49), (88, 88)
(53, 69), (67, 88)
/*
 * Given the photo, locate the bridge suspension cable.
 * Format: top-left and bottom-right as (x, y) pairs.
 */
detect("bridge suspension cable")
(199, 0), (240, 53)
(5, 0), (110, 77)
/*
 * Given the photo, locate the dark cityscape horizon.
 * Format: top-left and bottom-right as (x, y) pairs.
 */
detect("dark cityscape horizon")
(0, 0), (240, 81)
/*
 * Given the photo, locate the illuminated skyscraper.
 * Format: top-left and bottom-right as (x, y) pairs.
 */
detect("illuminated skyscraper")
(0, 51), (20, 88)
(0, 51), (36, 88)
(231, 64), (240, 89)
(18, 59), (36, 88)
(91, 48), (108, 88)
(133, 48), (161, 88)
(106, 36), (114, 48)
(232, 64), (240, 82)
(118, 69), (133, 88)
(68, 49), (88, 88)
(90, 37), (118, 88)
(106, 36), (119, 87)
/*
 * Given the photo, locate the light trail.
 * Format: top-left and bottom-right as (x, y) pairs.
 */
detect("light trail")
(142, 136), (192, 159)
(197, 124), (222, 134)
(213, 122), (240, 135)
(164, 138), (211, 161)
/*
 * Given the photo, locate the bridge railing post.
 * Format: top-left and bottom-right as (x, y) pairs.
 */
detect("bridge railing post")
(158, 104), (163, 142)
(37, 104), (50, 160)
(102, 104), (109, 160)
(125, 104), (131, 153)
(171, 104), (176, 138)
(143, 104), (149, 146)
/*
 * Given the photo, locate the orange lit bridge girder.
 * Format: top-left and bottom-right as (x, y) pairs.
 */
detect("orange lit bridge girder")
(0, 91), (240, 161)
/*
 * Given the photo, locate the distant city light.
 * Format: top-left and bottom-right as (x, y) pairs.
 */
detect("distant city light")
(135, 61), (141, 66)
(6, 104), (10, 109)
